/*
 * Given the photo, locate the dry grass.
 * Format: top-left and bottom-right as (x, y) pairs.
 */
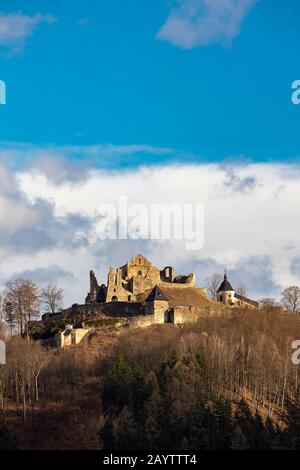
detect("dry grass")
(2, 308), (300, 449)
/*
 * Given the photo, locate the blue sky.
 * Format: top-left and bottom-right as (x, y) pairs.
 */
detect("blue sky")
(0, 1), (300, 304)
(0, 0), (300, 162)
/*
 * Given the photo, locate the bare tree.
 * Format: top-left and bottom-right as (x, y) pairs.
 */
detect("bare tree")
(0, 293), (4, 322)
(30, 341), (49, 402)
(281, 286), (300, 313)
(3, 301), (17, 336)
(236, 283), (248, 298)
(4, 279), (40, 340)
(41, 284), (63, 314)
(0, 364), (8, 424)
(259, 298), (280, 310)
(205, 273), (223, 300)
(0, 293), (7, 339)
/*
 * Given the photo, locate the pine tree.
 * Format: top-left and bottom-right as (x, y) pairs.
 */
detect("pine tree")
(282, 398), (300, 449)
(113, 406), (143, 450)
(234, 399), (255, 448)
(231, 426), (249, 450)
(102, 354), (149, 414)
(99, 419), (115, 450)
(252, 411), (269, 450)
(0, 427), (18, 450)
(214, 399), (233, 449)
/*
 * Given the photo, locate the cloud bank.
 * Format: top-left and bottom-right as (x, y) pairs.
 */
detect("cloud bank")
(0, 143), (299, 307)
(157, 0), (258, 49)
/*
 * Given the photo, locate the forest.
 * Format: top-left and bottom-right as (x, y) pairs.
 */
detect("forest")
(0, 303), (300, 450)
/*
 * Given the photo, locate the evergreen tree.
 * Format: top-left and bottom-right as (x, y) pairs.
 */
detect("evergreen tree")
(0, 427), (18, 450)
(113, 407), (143, 450)
(252, 411), (270, 450)
(99, 419), (115, 450)
(231, 426), (249, 450)
(144, 373), (162, 448)
(102, 354), (150, 415)
(282, 398), (300, 450)
(234, 399), (255, 448)
(214, 399), (233, 449)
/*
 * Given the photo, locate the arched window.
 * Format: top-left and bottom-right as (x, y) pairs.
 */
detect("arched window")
(128, 295), (132, 301)
(112, 296), (118, 302)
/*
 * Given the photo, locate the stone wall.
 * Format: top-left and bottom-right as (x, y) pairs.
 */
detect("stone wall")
(127, 315), (156, 329)
(158, 279), (196, 289)
(55, 327), (89, 348)
(106, 266), (134, 302)
(173, 305), (198, 324)
(154, 300), (169, 323)
(102, 301), (145, 317)
(131, 274), (159, 296)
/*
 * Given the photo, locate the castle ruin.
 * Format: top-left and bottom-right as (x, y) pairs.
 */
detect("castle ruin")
(85, 254), (200, 304)
(43, 254), (258, 347)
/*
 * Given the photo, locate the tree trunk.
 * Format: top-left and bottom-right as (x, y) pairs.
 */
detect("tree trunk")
(35, 375), (39, 402)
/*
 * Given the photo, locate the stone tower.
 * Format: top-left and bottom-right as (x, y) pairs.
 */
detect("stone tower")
(145, 285), (169, 323)
(216, 271), (235, 306)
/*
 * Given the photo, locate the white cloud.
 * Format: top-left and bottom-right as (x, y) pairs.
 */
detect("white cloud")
(0, 11), (56, 54)
(0, 141), (174, 174)
(0, 142), (300, 305)
(11, 156), (300, 303)
(157, 0), (258, 49)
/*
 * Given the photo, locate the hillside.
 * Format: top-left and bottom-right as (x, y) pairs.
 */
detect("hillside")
(1, 307), (300, 450)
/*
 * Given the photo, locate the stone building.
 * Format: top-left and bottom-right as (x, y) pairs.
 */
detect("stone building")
(216, 272), (258, 308)
(143, 285), (202, 325)
(55, 254), (210, 328)
(145, 285), (170, 323)
(55, 326), (89, 348)
(85, 254), (199, 304)
(42, 255), (258, 340)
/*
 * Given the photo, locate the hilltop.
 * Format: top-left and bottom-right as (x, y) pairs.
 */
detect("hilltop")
(1, 305), (300, 450)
